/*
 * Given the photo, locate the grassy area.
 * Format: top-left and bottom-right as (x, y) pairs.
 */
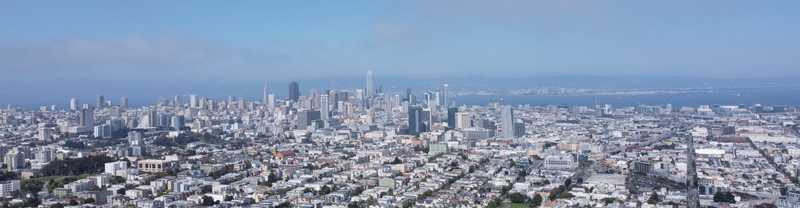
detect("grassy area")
(23, 173), (92, 192)
(507, 203), (529, 208)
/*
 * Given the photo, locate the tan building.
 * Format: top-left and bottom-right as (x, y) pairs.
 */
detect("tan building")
(137, 159), (174, 173)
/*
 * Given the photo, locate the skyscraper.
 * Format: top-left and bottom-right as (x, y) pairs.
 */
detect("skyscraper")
(267, 94), (276, 110)
(171, 115), (185, 130)
(296, 109), (320, 130)
(79, 108), (95, 127)
(320, 94), (330, 120)
(37, 126), (52, 141)
(456, 112), (472, 129)
(69, 98), (79, 111)
(97, 95), (105, 108)
(366, 70), (375, 98)
(288, 81), (300, 102)
(408, 105), (424, 135)
(121, 96), (129, 108)
(262, 82), (269, 105)
(172, 95), (180, 108)
(447, 107), (458, 129)
(501, 105), (515, 138)
(440, 83), (449, 110)
(189, 95), (198, 108)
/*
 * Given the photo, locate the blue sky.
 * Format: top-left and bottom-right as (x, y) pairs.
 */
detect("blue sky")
(1, 1), (799, 84)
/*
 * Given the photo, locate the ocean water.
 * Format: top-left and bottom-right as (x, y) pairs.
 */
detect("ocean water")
(455, 88), (800, 107)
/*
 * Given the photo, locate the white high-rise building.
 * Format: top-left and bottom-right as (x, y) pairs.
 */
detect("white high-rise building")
(501, 105), (516, 138)
(263, 83), (269, 105)
(267, 94), (276, 110)
(37, 126), (52, 141)
(366, 70), (375, 98)
(320, 94), (330, 120)
(455, 112), (472, 129)
(69, 98), (79, 111)
(189, 95), (198, 108)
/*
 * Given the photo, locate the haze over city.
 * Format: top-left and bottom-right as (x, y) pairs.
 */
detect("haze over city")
(1, 1), (800, 208)
(2, 0), (800, 106)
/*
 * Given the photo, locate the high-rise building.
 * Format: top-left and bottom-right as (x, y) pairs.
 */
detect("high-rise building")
(366, 70), (375, 98)
(93, 124), (112, 138)
(37, 126), (52, 141)
(288, 81), (300, 102)
(267, 94), (276, 110)
(262, 83), (269, 105)
(172, 95), (180, 108)
(4, 149), (24, 171)
(170, 115), (185, 130)
(69, 98), (79, 111)
(296, 109), (320, 130)
(407, 105), (424, 135)
(189, 95), (198, 108)
(447, 107), (458, 129)
(97, 95), (105, 108)
(79, 108), (95, 127)
(455, 112), (472, 129)
(501, 105), (516, 138)
(320, 94), (330, 120)
(141, 110), (158, 128)
(121, 96), (129, 108)
(440, 83), (449, 110)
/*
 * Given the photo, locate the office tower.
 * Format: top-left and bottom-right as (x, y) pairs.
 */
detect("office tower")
(238, 98), (245, 110)
(424, 108), (433, 132)
(171, 115), (185, 130)
(447, 107), (458, 129)
(355, 89), (364, 101)
(407, 105), (424, 135)
(172, 95), (180, 108)
(262, 83), (269, 105)
(288, 81), (300, 102)
(404, 88), (412, 102)
(366, 70), (375, 98)
(189, 95), (198, 108)
(501, 105), (515, 138)
(157, 113), (170, 127)
(37, 126), (52, 141)
(79, 108), (95, 127)
(267, 94), (276, 110)
(93, 124), (112, 138)
(441, 83), (449, 110)
(69, 98), (78, 111)
(310, 89), (321, 109)
(456, 112), (472, 129)
(142, 110), (158, 128)
(320, 94), (330, 120)
(4, 149), (24, 171)
(121, 96), (129, 108)
(296, 109), (320, 130)
(97, 95), (105, 108)
(425, 92), (436, 109)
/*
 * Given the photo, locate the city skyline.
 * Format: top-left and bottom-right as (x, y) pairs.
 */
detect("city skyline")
(2, 2), (800, 207)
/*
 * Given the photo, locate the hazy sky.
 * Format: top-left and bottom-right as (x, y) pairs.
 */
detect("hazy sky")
(1, 1), (799, 83)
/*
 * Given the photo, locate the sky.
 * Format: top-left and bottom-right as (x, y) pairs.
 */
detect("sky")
(1, 1), (799, 105)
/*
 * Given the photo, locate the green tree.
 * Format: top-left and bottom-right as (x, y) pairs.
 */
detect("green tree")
(320, 185), (332, 195)
(529, 194), (543, 208)
(713, 192), (736, 203)
(647, 192), (661, 204)
(508, 192), (529, 203)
